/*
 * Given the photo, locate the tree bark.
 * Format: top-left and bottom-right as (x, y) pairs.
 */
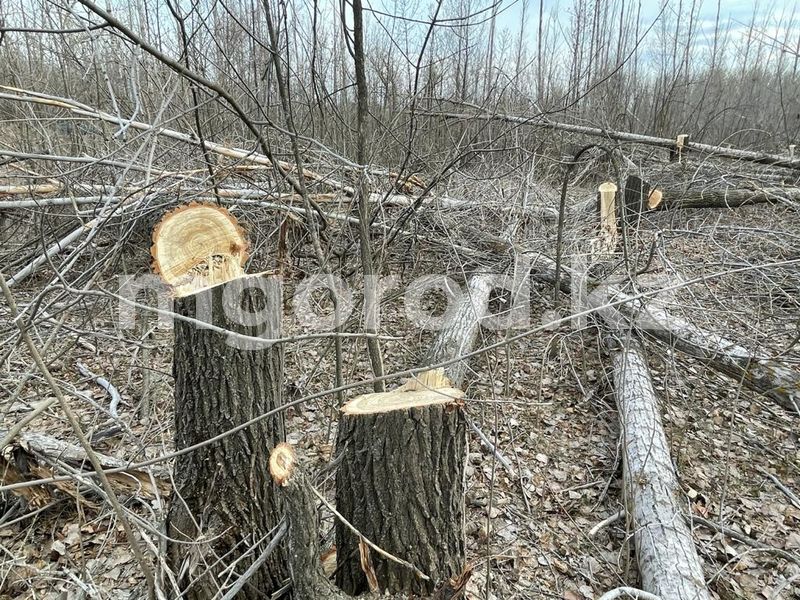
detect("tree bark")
(424, 274), (494, 386)
(167, 275), (289, 600)
(421, 109), (800, 170)
(335, 275), (493, 596)
(617, 294), (800, 414)
(655, 185), (800, 210)
(0, 429), (168, 505)
(610, 340), (710, 599)
(530, 254), (800, 413)
(270, 444), (348, 600)
(335, 390), (467, 596)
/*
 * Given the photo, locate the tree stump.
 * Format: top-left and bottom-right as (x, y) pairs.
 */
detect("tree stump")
(335, 371), (467, 596)
(335, 275), (493, 596)
(152, 203), (290, 599)
(166, 274), (289, 599)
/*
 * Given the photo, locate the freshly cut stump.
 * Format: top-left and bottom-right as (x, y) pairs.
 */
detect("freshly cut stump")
(151, 202), (248, 297)
(166, 275), (288, 599)
(269, 444), (349, 600)
(335, 275), (493, 596)
(335, 370), (467, 596)
(153, 204), (289, 599)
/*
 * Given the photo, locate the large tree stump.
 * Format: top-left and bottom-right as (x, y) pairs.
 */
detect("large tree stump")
(611, 340), (710, 599)
(166, 274), (289, 599)
(152, 204), (290, 599)
(335, 275), (493, 596)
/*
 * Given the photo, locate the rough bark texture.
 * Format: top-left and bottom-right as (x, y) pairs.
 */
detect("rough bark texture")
(279, 469), (347, 599)
(611, 341), (711, 600)
(334, 275), (492, 596)
(167, 275), (289, 599)
(656, 186), (800, 210)
(335, 403), (467, 596)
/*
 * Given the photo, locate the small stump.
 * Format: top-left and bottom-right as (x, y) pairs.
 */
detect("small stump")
(335, 370), (467, 596)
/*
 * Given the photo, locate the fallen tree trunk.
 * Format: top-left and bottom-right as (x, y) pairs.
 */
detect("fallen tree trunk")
(585, 178), (799, 221)
(529, 255), (800, 413)
(0, 86), (355, 195)
(623, 175), (800, 212)
(615, 293), (800, 414)
(421, 110), (800, 170)
(610, 339), (710, 599)
(657, 186), (800, 210)
(335, 275), (493, 596)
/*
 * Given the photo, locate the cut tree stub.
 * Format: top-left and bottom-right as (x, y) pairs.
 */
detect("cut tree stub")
(335, 368), (467, 596)
(167, 275), (289, 599)
(341, 369), (464, 416)
(151, 202), (249, 297)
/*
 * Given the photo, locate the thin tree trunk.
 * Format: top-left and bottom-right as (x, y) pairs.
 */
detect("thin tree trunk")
(167, 275), (289, 599)
(352, 0), (385, 391)
(423, 109), (800, 169)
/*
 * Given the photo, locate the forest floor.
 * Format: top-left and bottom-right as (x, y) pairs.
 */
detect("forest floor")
(1, 165), (800, 599)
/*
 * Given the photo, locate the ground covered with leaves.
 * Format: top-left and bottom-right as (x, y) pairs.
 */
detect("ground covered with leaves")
(1, 158), (799, 599)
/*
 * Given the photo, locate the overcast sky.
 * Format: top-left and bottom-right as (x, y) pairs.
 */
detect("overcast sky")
(481, 0), (799, 62)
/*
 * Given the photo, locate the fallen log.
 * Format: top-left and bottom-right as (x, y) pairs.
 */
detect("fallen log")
(0, 429), (168, 506)
(614, 293), (800, 414)
(656, 186), (800, 210)
(6, 194), (145, 287)
(421, 109), (800, 170)
(623, 175), (800, 211)
(610, 339), (710, 599)
(0, 86), (355, 195)
(335, 274), (493, 596)
(583, 179), (799, 219)
(529, 255), (800, 413)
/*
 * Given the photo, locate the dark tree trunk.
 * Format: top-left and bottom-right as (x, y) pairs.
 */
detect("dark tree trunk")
(167, 275), (290, 600)
(335, 401), (467, 596)
(655, 186), (800, 210)
(335, 275), (492, 596)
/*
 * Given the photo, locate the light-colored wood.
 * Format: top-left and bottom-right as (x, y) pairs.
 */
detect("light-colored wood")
(594, 181), (618, 258)
(611, 341), (710, 599)
(341, 383), (463, 416)
(269, 442), (297, 487)
(646, 188), (663, 209)
(151, 202), (248, 297)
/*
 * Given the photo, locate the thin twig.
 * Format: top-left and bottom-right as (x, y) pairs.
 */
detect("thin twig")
(0, 270), (157, 600)
(308, 485), (430, 581)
